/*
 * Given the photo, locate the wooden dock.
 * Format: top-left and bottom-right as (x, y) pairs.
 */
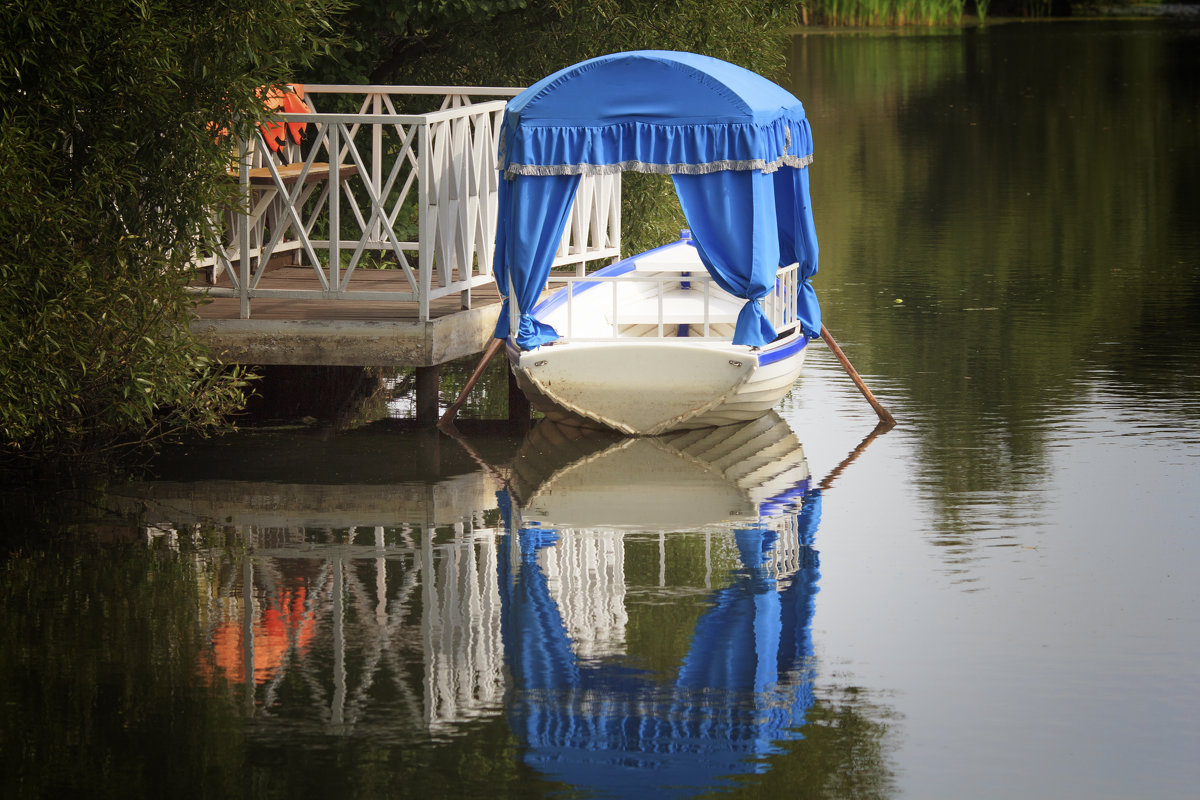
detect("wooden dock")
(185, 84), (620, 424)
(191, 267), (503, 368)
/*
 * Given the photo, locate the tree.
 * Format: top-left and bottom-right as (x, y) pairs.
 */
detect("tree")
(309, 0), (805, 255)
(0, 0), (342, 476)
(315, 0), (800, 87)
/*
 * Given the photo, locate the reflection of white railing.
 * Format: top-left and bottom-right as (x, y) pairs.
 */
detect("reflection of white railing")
(421, 524), (504, 733)
(194, 520), (507, 734)
(181, 514), (815, 738)
(542, 262), (802, 341)
(538, 531), (628, 660)
(194, 85), (622, 321)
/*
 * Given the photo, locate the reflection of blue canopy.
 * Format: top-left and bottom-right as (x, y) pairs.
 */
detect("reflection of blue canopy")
(497, 493), (822, 797)
(493, 50), (821, 349)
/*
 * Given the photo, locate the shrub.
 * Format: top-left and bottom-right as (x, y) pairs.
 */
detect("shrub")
(0, 0), (342, 475)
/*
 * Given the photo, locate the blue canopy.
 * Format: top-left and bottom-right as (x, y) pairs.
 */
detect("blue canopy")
(493, 50), (822, 349)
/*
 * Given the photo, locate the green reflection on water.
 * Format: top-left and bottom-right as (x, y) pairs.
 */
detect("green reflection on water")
(0, 525), (547, 799)
(789, 21), (1200, 543)
(1, 518), (897, 799)
(1, 532), (246, 798)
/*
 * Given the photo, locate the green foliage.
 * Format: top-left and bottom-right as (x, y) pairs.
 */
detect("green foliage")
(362, 0), (803, 85)
(314, 0), (533, 84)
(0, 0), (343, 474)
(804, 0), (1075, 24)
(308, 0), (804, 253)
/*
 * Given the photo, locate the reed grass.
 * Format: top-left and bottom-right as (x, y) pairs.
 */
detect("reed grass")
(807, 0), (969, 26)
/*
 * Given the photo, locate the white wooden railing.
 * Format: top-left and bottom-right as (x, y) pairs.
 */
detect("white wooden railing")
(193, 85), (621, 321)
(551, 172), (622, 275)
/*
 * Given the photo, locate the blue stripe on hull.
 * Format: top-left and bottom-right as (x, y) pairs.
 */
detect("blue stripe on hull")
(757, 333), (809, 367)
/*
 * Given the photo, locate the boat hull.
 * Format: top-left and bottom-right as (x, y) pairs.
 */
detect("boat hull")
(509, 333), (807, 435)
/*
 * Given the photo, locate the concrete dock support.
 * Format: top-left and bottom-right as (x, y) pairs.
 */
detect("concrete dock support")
(192, 295), (505, 427)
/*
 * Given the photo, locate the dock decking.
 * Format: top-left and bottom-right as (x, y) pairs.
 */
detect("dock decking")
(188, 83), (618, 403)
(191, 267), (502, 367)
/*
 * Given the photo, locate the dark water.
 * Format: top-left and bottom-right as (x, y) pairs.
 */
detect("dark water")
(4, 20), (1200, 799)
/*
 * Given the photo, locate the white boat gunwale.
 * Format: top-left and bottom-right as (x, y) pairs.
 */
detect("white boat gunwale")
(527, 238), (806, 345)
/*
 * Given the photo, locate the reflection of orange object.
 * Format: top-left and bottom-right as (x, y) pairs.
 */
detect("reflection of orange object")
(199, 584), (317, 686)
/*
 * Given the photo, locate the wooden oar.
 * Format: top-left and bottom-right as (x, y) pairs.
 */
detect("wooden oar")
(820, 323), (897, 429)
(438, 337), (504, 434)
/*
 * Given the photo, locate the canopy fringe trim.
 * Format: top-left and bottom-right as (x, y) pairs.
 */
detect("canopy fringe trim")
(504, 153), (813, 180)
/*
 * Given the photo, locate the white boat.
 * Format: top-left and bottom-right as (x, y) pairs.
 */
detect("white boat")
(507, 234), (811, 434)
(492, 51), (823, 435)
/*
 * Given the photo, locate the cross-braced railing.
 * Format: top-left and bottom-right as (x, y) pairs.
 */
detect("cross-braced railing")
(194, 85), (622, 321)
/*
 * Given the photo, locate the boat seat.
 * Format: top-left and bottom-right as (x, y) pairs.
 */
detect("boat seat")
(244, 161), (359, 187)
(235, 85), (359, 188)
(605, 291), (742, 326)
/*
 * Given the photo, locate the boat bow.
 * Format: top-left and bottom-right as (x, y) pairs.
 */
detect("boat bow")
(515, 341), (757, 435)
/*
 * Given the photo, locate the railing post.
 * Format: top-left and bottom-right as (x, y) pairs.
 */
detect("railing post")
(611, 278), (619, 338)
(508, 272), (519, 341)
(656, 279), (664, 338)
(372, 93), (383, 244)
(238, 135), (251, 319)
(192, 89), (523, 318)
(566, 282), (574, 338)
(329, 123), (341, 296)
(611, 172), (622, 262)
(418, 121), (431, 321)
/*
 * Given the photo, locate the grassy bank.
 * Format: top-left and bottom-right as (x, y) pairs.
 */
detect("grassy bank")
(798, 0), (1188, 25)
(803, 0), (970, 26)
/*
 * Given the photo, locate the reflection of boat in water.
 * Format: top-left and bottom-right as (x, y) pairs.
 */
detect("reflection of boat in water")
(508, 411), (812, 531)
(136, 413), (833, 795)
(498, 414), (823, 796)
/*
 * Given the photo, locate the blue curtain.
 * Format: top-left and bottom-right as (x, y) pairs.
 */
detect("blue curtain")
(677, 527), (781, 693)
(492, 51), (821, 351)
(495, 166), (819, 350)
(492, 173), (582, 348)
(672, 170), (780, 347)
(673, 166), (822, 346)
(501, 52), (812, 177)
(497, 521), (820, 796)
(773, 166), (822, 338)
(498, 524), (580, 690)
